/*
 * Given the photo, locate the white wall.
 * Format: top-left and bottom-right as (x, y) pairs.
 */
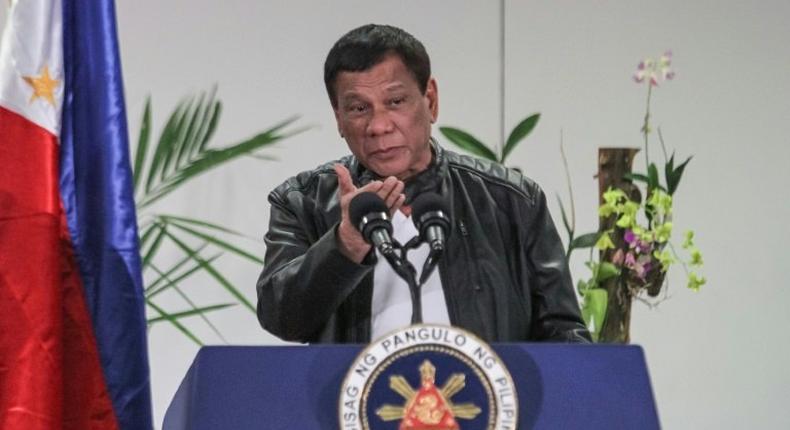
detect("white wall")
(505, 2), (790, 428)
(3, 0), (788, 427)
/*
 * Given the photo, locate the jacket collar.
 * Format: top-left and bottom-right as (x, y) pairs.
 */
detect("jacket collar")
(352, 138), (447, 205)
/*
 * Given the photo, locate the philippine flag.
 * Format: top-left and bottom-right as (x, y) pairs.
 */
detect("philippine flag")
(0, 1), (153, 429)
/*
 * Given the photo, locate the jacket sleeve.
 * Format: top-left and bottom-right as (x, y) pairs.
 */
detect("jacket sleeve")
(524, 183), (592, 343)
(256, 188), (372, 342)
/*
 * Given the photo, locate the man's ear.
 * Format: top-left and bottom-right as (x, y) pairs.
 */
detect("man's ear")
(425, 78), (439, 123)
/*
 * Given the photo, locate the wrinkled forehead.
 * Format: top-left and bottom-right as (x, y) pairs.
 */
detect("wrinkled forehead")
(334, 56), (420, 100)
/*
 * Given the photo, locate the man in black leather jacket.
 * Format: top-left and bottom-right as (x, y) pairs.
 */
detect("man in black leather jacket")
(256, 24), (590, 344)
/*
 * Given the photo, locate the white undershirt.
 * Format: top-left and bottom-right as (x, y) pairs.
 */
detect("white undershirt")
(370, 210), (450, 340)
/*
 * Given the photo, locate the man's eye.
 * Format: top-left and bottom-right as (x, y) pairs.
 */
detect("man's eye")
(347, 104), (367, 113)
(389, 97), (406, 106)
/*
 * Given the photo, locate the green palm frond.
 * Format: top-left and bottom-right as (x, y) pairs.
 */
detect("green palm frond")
(146, 303), (235, 325)
(440, 113), (541, 165)
(503, 113), (540, 162)
(141, 221), (167, 268)
(135, 88), (307, 336)
(161, 215), (264, 265)
(148, 262), (231, 343)
(133, 97), (152, 192)
(439, 126), (497, 161)
(159, 228), (255, 312)
(145, 299), (203, 346)
(132, 88), (307, 209)
(145, 247), (218, 298)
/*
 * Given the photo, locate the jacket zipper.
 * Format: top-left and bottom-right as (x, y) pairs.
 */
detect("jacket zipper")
(441, 219), (470, 325)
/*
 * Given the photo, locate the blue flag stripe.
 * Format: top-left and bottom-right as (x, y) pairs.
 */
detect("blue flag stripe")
(60, 0), (153, 428)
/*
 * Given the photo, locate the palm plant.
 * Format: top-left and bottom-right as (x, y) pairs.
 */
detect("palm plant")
(133, 87), (307, 345)
(439, 113), (540, 165)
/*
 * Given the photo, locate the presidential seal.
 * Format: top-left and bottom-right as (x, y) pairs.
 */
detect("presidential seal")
(339, 324), (518, 430)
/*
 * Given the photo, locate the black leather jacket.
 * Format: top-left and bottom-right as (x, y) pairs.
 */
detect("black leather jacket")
(257, 143), (591, 344)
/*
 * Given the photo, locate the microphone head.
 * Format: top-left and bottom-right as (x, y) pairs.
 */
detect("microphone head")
(349, 192), (392, 242)
(411, 192), (451, 238)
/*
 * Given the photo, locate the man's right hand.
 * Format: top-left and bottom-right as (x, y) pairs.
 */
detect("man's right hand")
(334, 164), (405, 263)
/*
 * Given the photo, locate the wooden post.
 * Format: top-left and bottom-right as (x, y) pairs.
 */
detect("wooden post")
(597, 148), (640, 343)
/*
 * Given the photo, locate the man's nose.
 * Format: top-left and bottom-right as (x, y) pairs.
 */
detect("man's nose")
(366, 108), (394, 136)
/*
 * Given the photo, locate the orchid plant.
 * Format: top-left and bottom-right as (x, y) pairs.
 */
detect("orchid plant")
(571, 51), (706, 340)
(437, 51), (706, 342)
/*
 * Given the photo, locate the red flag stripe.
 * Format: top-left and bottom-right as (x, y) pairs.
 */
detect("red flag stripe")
(0, 106), (118, 429)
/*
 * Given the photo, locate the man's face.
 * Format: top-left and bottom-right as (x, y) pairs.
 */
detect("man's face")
(333, 54), (438, 181)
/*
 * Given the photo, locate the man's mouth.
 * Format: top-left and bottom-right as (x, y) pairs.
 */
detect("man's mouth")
(370, 146), (404, 159)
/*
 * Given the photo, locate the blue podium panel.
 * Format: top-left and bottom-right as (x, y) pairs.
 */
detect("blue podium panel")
(163, 344), (659, 430)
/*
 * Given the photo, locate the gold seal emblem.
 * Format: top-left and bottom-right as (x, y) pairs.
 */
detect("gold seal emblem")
(376, 360), (482, 429)
(339, 325), (519, 430)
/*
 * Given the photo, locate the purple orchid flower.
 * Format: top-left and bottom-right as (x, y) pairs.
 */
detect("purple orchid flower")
(633, 51), (675, 87)
(624, 229), (637, 245)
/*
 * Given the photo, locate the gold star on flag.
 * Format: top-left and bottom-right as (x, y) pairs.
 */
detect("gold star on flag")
(23, 66), (60, 106)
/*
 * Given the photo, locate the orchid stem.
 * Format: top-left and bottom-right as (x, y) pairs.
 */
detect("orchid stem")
(642, 84), (653, 172)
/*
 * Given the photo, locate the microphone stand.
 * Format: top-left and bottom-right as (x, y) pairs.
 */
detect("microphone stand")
(380, 238), (445, 325)
(390, 237), (426, 324)
(376, 246), (423, 324)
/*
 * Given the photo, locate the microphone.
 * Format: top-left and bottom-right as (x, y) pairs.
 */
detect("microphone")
(411, 193), (451, 285)
(349, 192), (397, 258)
(349, 192), (423, 324)
(412, 192), (451, 252)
